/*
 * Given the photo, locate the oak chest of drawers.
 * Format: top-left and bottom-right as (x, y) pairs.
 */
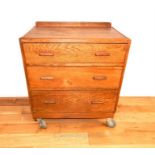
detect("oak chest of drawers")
(20, 22), (131, 128)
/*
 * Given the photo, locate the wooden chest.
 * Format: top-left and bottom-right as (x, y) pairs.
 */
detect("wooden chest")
(20, 22), (131, 128)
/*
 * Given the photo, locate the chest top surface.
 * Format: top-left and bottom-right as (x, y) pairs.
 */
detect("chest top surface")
(20, 22), (130, 43)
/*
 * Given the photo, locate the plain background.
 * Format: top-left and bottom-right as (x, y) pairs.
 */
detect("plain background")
(0, 0), (155, 97)
(0, 148), (154, 155)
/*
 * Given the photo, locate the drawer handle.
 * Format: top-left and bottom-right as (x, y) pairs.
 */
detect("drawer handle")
(93, 75), (107, 80)
(95, 51), (110, 56)
(91, 101), (106, 104)
(43, 99), (56, 104)
(40, 76), (54, 80)
(39, 51), (54, 56)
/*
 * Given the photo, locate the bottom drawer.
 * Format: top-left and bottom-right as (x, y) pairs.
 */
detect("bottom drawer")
(30, 90), (118, 114)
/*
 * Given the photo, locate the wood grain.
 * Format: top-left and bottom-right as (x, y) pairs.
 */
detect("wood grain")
(20, 22), (130, 43)
(36, 21), (112, 28)
(20, 22), (131, 124)
(27, 66), (122, 90)
(31, 90), (117, 112)
(0, 97), (155, 147)
(0, 97), (29, 106)
(23, 43), (127, 66)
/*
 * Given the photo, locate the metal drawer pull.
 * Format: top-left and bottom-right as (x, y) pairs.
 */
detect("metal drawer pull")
(40, 76), (54, 80)
(95, 51), (110, 56)
(93, 75), (107, 80)
(43, 99), (56, 104)
(39, 51), (54, 56)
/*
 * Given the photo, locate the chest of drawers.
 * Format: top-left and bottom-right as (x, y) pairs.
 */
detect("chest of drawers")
(20, 22), (131, 128)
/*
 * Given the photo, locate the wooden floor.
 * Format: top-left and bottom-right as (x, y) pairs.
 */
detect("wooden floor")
(0, 97), (155, 148)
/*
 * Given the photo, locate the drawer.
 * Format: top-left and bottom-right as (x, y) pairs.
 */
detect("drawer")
(23, 43), (127, 65)
(27, 66), (122, 90)
(31, 90), (118, 113)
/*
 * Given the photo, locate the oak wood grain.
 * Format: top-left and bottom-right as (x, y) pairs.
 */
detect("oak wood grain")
(23, 43), (127, 65)
(30, 90), (118, 116)
(36, 22), (112, 28)
(0, 97), (155, 147)
(27, 66), (122, 90)
(20, 22), (130, 43)
(20, 22), (131, 122)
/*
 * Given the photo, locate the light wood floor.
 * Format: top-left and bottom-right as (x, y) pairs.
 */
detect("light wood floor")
(0, 97), (155, 148)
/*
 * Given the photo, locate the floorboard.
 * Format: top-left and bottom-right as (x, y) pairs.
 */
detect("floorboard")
(0, 97), (154, 148)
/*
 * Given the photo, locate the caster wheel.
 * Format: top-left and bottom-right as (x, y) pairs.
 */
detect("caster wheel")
(37, 118), (47, 129)
(105, 118), (116, 128)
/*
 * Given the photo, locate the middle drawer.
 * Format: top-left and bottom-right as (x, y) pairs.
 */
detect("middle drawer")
(27, 66), (122, 90)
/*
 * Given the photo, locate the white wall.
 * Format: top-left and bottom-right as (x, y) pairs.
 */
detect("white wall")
(0, 0), (155, 97)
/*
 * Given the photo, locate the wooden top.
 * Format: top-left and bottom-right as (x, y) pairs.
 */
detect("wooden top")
(20, 22), (130, 43)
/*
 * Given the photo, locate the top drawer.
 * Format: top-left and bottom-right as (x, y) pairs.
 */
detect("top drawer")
(22, 43), (127, 65)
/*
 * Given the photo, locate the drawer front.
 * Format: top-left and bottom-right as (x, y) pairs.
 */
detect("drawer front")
(31, 90), (118, 113)
(27, 66), (122, 90)
(23, 43), (127, 65)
